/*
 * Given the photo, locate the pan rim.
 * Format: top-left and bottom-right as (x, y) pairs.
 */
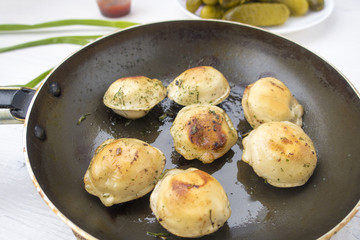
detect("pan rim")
(22, 19), (360, 240)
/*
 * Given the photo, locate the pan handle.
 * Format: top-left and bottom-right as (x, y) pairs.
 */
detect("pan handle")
(0, 87), (36, 124)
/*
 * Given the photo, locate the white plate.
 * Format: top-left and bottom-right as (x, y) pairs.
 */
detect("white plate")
(175, 0), (334, 34)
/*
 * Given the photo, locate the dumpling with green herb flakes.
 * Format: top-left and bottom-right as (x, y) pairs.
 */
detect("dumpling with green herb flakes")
(103, 76), (166, 119)
(84, 138), (166, 207)
(170, 104), (238, 164)
(242, 77), (304, 128)
(150, 168), (231, 238)
(167, 66), (230, 106)
(242, 121), (317, 188)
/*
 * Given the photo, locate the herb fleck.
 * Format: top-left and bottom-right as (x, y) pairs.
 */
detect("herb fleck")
(147, 232), (169, 240)
(158, 113), (167, 121)
(159, 169), (170, 180)
(124, 120), (132, 126)
(77, 113), (91, 125)
(113, 87), (125, 105)
(208, 110), (216, 115)
(190, 125), (198, 135)
(175, 79), (183, 87)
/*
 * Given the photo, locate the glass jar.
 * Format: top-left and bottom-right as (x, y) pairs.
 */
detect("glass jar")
(96, 0), (131, 18)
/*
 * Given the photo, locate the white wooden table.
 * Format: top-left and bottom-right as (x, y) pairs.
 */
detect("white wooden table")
(0, 0), (359, 239)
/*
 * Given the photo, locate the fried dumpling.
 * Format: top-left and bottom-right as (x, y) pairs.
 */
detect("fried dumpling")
(150, 168), (231, 238)
(84, 138), (166, 206)
(242, 77), (304, 128)
(170, 104), (238, 164)
(103, 76), (167, 119)
(167, 66), (230, 106)
(242, 121), (317, 188)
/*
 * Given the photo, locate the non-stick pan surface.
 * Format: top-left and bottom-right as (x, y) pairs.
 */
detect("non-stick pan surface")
(25, 20), (360, 240)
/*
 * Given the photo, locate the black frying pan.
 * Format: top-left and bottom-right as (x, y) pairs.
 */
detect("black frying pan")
(4, 20), (360, 239)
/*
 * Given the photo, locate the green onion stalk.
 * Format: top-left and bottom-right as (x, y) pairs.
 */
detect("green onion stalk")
(0, 19), (139, 88)
(0, 35), (102, 53)
(0, 19), (138, 31)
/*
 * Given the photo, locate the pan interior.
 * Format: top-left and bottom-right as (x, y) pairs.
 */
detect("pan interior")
(26, 20), (360, 240)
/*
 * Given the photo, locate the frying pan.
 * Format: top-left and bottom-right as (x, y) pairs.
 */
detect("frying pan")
(1, 20), (359, 240)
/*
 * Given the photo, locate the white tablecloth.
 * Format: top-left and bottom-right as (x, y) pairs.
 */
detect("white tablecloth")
(0, 0), (359, 239)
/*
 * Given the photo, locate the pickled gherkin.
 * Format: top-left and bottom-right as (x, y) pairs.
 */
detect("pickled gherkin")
(276, 0), (309, 16)
(203, 0), (219, 5)
(223, 3), (290, 27)
(308, 0), (324, 11)
(219, 0), (241, 9)
(200, 5), (224, 19)
(186, 0), (202, 13)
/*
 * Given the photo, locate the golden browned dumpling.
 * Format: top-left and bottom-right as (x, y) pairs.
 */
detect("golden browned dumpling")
(84, 138), (166, 207)
(242, 121), (317, 188)
(103, 76), (166, 119)
(150, 168), (231, 238)
(167, 66), (230, 106)
(170, 104), (238, 164)
(242, 77), (304, 128)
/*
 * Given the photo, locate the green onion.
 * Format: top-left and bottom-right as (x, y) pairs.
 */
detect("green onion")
(0, 35), (100, 88)
(0, 35), (101, 53)
(24, 68), (53, 88)
(0, 19), (138, 88)
(0, 19), (138, 31)
(5, 68), (53, 88)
